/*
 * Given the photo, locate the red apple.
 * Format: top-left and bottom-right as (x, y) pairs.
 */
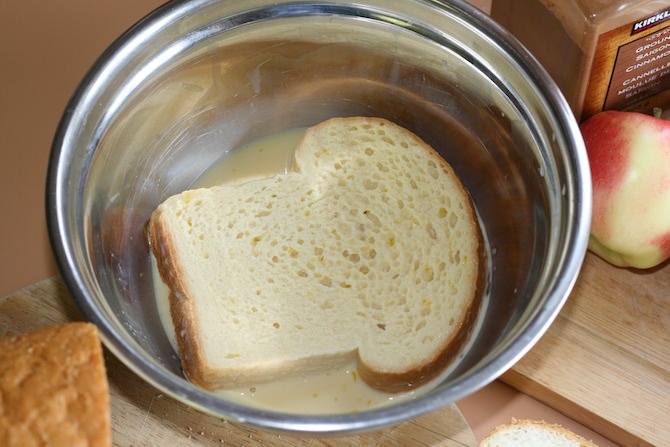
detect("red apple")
(580, 110), (670, 269)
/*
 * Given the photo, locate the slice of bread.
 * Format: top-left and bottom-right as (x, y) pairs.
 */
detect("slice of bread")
(0, 322), (111, 447)
(148, 116), (481, 392)
(480, 419), (600, 447)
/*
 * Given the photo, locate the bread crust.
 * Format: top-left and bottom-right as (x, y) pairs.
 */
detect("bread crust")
(148, 215), (211, 388)
(0, 322), (111, 447)
(148, 116), (483, 392)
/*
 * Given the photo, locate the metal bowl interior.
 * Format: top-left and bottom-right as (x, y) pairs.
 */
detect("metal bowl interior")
(47, 0), (591, 434)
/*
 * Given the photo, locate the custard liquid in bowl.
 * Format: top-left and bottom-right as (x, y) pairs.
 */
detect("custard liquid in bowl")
(47, 0), (591, 434)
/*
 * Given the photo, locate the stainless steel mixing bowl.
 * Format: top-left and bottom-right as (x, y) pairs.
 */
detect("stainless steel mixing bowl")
(47, 0), (591, 434)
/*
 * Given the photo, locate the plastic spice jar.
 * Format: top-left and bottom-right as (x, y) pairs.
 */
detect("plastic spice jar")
(491, 0), (670, 121)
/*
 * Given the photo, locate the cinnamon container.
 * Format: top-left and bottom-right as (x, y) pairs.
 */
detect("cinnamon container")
(491, 0), (670, 121)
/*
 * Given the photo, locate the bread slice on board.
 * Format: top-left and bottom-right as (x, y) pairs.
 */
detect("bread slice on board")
(479, 419), (600, 447)
(148, 116), (482, 392)
(0, 322), (111, 447)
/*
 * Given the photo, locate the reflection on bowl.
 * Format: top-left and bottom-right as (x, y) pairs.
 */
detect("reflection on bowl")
(47, 0), (591, 435)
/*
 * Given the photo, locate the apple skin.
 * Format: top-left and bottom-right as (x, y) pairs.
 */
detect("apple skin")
(580, 110), (670, 269)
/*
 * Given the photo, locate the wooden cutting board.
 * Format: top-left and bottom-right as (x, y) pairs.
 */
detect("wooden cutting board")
(504, 253), (670, 447)
(0, 276), (476, 447)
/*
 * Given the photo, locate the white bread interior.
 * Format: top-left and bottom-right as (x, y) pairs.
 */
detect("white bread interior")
(479, 419), (600, 447)
(148, 116), (482, 392)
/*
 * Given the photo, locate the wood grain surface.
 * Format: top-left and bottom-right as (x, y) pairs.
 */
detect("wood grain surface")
(0, 276), (476, 447)
(504, 253), (670, 447)
(4, 252), (668, 446)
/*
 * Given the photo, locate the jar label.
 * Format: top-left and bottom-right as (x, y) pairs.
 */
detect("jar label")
(582, 7), (670, 121)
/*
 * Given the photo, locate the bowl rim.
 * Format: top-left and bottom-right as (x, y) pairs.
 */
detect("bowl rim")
(46, 0), (592, 434)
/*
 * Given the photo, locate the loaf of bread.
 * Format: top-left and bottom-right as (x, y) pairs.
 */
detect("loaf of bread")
(148, 116), (481, 392)
(0, 322), (111, 447)
(479, 419), (600, 447)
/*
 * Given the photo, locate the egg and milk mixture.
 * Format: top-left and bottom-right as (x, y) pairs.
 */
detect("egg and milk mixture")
(151, 128), (426, 414)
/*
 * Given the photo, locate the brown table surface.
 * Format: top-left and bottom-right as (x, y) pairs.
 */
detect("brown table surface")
(0, 1), (622, 445)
